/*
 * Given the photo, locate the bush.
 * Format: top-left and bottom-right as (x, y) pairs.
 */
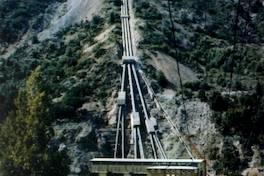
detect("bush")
(197, 89), (207, 102)
(184, 80), (211, 91)
(209, 91), (228, 111)
(31, 35), (39, 44)
(182, 89), (194, 99)
(53, 103), (75, 119)
(113, 0), (122, 6)
(76, 72), (87, 79)
(184, 81), (201, 91)
(94, 48), (106, 58)
(92, 15), (102, 25)
(156, 70), (167, 87)
(179, 11), (189, 24)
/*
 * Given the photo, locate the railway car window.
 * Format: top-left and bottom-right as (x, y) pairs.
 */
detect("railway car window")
(171, 169), (175, 173)
(166, 170), (170, 173)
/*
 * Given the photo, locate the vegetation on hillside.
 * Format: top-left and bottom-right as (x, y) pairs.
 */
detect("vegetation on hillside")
(0, 0), (122, 174)
(0, 4), (121, 121)
(0, 0), (263, 174)
(0, 67), (70, 175)
(0, 0), (66, 44)
(133, 0), (264, 175)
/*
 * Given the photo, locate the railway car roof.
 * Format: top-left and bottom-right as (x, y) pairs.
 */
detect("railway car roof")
(91, 158), (204, 163)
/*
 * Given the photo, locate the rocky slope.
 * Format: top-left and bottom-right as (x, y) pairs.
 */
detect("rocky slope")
(0, 0), (264, 175)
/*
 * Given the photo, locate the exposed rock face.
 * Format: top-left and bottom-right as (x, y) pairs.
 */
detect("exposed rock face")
(242, 168), (264, 176)
(252, 146), (262, 167)
(52, 120), (99, 175)
(51, 92), (118, 175)
(159, 95), (222, 161)
(52, 120), (109, 175)
(247, 168), (262, 176)
(1, 0), (263, 175)
(145, 51), (198, 89)
(38, 0), (104, 41)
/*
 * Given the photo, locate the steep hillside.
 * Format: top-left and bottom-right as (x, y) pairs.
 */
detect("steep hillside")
(0, 0), (264, 175)
(0, 0), (122, 175)
(132, 0), (264, 175)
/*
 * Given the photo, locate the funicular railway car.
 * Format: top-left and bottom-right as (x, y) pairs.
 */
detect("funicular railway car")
(90, 158), (206, 176)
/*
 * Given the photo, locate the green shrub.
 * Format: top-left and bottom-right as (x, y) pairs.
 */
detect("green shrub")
(31, 35), (39, 44)
(108, 10), (120, 24)
(184, 81), (201, 91)
(182, 89), (194, 99)
(76, 72), (87, 79)
(184, 80), (210, 91)
(94, 48), (106, 58)
(53, 103), (75, 119)
(197, 89), (207, 102)
(92, 15), (102, 25)
(209, 91), (228, 111)
(112, 0), (122, 6)
(156, 70), (167, 87)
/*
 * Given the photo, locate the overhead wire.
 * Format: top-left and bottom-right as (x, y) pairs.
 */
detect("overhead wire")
(228, 0), (241, 96)
(167, 0), (190, 135)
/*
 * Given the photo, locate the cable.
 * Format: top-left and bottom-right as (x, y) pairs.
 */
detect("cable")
(167, 0), (189, 134)
(228, 0), (241, 96)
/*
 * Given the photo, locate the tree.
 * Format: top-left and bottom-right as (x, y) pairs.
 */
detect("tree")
(109, 11), (115, 24)
(0, 66), (70, 175)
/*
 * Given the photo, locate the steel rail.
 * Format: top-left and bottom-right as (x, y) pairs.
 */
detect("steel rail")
(134, 128), (137, 159)
(124, 0), (128, 16)
(121, 7), (125, 55)
(121, 65), (126, 91)
(121, 112), (125, 158)
(121, 4), (127, 56)
(149, 134), (157, 159)
(123, 18), (129, 56)
(132, 64), (149, 119)
(153, 134), (163, 159)
(126, 18), (133, 56)
(115, 50), (127, 158)
(137, 127), (145, 159)
(122, 0), (129, 56)
(128, 64), (136, 112)
(114, 106), (122, 158)
(154, 132), (167, 159)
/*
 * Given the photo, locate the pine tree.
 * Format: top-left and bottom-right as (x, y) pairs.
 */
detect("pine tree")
(0, 66), (70, 175)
